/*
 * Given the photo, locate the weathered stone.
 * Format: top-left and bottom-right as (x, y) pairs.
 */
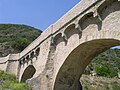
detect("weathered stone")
(0, 0), (120, 90)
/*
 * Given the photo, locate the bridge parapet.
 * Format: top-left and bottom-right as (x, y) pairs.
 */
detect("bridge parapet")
(15, 0), (117, 64)
(0, 54), (19, 64)
(0, 0), (120, 89)
(0, 55), (10, 64)
(17, 0), (106, 60)
(19, 25), (52, 60)
(19, 47), (40, 66)
(0, 54), (19, 75)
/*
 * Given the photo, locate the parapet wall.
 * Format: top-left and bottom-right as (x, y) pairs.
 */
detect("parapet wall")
(0, 54), (20, 75)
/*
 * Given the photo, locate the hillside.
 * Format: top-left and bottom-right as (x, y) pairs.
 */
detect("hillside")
(84, 48), (120, 78)
(82, 48), (120, 90)
(0, 24), (42, 57)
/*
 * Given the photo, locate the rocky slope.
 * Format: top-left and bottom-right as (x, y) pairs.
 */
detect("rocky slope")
(82, 48), (120, 90)
(81, 75), (120, 90)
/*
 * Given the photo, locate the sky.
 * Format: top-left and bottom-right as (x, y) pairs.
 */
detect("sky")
(0, 0), (80, 31)
(0, 0), (120, 49)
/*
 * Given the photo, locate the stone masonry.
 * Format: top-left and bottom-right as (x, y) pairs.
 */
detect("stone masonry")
(0, 0), (120, 90)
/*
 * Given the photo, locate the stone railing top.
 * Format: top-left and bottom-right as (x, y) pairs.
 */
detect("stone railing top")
(0, 54), (20, 64)
(9, 54), (20, 60)
(0, 55), (9, 63)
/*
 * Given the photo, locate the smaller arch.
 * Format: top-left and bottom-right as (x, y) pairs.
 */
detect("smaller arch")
(97, 0), (119, 20)
(64, 24), (80, 40)
(97, 0), (118, 13)
(21, 65), (36, 82)
(26, 55), (30, 60)
(64, 24), (75, 33)
(78, 12), (93, 25)
(30, 51), (34, 59)
(25, 55), (30, 64)
(78, 12), (103, 31)
(35, 47), (40, 56)
(23, 58), (26, 63)
(19, 58), (26, 66)
(19, 59), (23, 65)
(78, 12), (98, 30)
(53, 33), (63, 45)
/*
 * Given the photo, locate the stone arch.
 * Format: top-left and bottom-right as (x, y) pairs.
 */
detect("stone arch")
(64, 24), (77, 39)
(30, 51), (34, 59)
(19, 58), (24, 65)
(25, 55), (30, 64)
(35, 47), (40, 56)
(63, 24), (80, 46)
(53, 39), (120, 90)
(26, 55), (29, 61)
(78, 12), (101, 38)
(97, 0), (120, 20)
(78, 12), (94, 30)
(21, 58), (26, 65)
(53, 33), (63, 45)
(21, 65), (36, 82)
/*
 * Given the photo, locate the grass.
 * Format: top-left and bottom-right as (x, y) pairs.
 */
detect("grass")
(0, 70), (29, 90)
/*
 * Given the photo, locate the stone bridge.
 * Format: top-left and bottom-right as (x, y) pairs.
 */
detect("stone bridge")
(0, 0), (120, 90)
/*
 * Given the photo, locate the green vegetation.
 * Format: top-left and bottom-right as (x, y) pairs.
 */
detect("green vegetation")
(0, 24), (42, 57)
(0, 70), (29, 90)
(84, 48), (120, 78)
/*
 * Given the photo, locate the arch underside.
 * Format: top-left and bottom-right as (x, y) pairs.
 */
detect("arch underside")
(54, 1), (120, 90)
(21, 65), (36, 82)
(54, 39), (120, 90)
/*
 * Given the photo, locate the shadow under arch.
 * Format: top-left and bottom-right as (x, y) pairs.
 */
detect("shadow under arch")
(21, 65), (36, 82)
(53, 39), (120, 90)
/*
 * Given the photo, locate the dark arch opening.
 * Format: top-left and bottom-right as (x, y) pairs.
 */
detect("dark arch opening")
(54, 33), (63, 45)
(21, 65), (36, 82)
(35, 47), (40, 56)
(30, 52), (34, 58)
(54, 39), (120, 90)
(64, 24), (77, 39)
(78, 12), (93, 30)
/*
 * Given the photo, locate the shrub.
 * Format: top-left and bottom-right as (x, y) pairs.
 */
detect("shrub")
(96, 65), (110, 77)
(0, 69), (29, 90)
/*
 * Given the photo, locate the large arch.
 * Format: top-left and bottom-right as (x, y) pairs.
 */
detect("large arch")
(54, 39), (120, 90)
(53, 1), (120, 89)
(21, 65), (36, 82)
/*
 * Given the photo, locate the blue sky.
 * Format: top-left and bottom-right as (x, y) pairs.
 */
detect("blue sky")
(0, 0), (80, 31)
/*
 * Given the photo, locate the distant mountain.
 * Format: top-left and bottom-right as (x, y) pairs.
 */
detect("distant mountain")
(0, 24), (42, 57)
